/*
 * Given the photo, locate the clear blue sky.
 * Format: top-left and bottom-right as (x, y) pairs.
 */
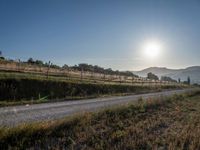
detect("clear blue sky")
(0, 0), (200, 70)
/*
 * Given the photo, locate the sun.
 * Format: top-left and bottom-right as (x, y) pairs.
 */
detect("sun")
(143, 41), (162, 58)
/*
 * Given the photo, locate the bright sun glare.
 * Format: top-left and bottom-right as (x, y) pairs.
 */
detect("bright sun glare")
(143, 41), (162, 59)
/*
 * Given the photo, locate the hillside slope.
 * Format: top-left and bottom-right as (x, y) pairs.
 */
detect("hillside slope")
(133, 66), (200, 84)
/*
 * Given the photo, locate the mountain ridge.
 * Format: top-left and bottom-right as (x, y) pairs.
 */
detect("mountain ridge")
(133, 66), (200, 84)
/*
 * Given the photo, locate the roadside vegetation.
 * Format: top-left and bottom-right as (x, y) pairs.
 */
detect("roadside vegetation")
(0, 57), (188, 106)
(0, 69), (185, 107)
(0, 77), (181, 106)
(0, 90), (200, 149)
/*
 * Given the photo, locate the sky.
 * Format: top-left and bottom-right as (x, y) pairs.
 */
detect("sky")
(0, 0), (200, 71)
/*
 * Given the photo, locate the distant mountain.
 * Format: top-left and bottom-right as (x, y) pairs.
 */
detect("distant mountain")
(133, 66), (200, 84)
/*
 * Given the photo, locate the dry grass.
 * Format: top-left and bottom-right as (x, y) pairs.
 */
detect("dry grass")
(0, 91), (200, 149)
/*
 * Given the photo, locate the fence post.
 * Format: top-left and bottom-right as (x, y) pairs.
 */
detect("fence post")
(18, 59), (21, 72)
(81, 67), (83, 81)
(103, 72), (105, 81)
(132, 76), (134, 85)
(47, 61), (50, 79)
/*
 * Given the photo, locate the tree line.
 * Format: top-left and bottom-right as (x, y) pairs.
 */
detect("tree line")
(147, 72), (191, 85)
(0, 53), (191, 84)
(25, 58), (139, 77)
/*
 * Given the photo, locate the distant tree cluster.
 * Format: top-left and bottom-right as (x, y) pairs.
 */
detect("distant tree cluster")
(0, 51), (5, 60)
(161, 76), (177, 82)
(70, 63), (138, 77)
(26, 58), (60, 69)
(178, 76), (191, 85)
(147, 72), (159, 80)
(25, 59), (138, 77)
(183, 76), (191, 85)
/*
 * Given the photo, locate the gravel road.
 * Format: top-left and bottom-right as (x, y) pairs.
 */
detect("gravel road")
(0, 89), (195, 127)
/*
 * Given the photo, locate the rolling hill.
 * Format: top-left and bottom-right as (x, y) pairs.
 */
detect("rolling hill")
(133, 66), (200, 84)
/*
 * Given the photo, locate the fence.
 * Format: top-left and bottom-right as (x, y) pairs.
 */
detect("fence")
(0, 60), (179, 86)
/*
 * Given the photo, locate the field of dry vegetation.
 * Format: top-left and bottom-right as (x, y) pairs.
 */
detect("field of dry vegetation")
(0, 90), (200, 149)
(0, 61), (186, 106)
(0, 91), (200, 150)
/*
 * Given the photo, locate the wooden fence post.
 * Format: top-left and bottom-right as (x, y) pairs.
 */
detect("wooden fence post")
(47, 61), (50, 79)
(81, 67), (83, 81)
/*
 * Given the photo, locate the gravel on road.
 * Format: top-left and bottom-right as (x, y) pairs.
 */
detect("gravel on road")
(0, 88), (195, 127)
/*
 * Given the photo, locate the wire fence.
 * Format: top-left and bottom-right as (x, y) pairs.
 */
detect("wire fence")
(0, 61), (181, 86)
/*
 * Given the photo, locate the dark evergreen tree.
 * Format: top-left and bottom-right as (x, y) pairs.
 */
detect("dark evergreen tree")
(27, 58), (34, 64)
(0, 51), (5, 60)
(187, 76), (191, 85)
(147, 72), (159, 80)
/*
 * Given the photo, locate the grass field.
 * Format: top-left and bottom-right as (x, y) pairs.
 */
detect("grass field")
(0, 90), (200, 149)
(0, 70), (185, 106)
(0, 60), (180, 86)
(0, 70), (180, 86)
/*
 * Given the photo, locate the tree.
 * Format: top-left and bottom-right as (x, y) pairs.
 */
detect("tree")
(69, 63), (138, 77)
(27, 58), (34, 64)
(187, 76), (191, 85)
(0, 51), (5, 60)
(62, 64), (69, 69)
(35, 60), (44, 65)
(147, 72), (159, 80)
